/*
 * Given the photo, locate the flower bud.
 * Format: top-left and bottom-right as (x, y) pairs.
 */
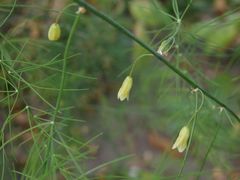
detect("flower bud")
(117, 76), (133, 101)
(172, 126), (190, 153)
(157, 39), (174, 56)
(76, 7), (87, 14)
(48, 23), (61, 41)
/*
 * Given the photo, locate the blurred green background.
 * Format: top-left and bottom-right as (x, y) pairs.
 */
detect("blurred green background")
(0, 0), (240, 179)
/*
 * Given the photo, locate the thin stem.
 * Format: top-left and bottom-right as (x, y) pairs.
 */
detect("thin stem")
(196, 122), (220, 180)
(77, 155), (134, 179)
(46, 14), (81, 176)
(172, 0), (180, 19)
(73, 0), (240, 123)
(181, 0), (193, 20)
(52, 14), (80, 127)
(177, 116), (197, 179)
(0, 122), (51, 151)
(187, 89), (205, 126)
(129, 54), (153, 76)
(223, 108), (234, 126)
(152, 0), (177, 21)
(177, 89), (200, 178)
(55, 3), (76, 23)
(0, 0), (16, 28)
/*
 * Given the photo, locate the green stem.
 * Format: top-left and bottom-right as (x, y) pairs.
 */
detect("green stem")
(53, 15), (80, 123)
(177, 115), (196, 179)
(181, 0), (193, 20)
(172, 0), (180, 19)
(45, 14), (80, 176)
(196, 122), (220, 180)
(129, 54), (153, 76)
(55, 3), (76, 23)
(73, 0), (240, 123)
(177, 89), (200, 179)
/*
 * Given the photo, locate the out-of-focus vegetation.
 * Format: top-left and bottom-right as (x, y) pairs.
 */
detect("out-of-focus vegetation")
(0, 0), (240, 179)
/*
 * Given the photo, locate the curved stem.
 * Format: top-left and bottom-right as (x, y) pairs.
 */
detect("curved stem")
(73, 0), (240, 123)
(55, 3), (76, 23)
(178, 89), (202, 178)
(129, 54), (153, 76)
(187, 89), (205, 126)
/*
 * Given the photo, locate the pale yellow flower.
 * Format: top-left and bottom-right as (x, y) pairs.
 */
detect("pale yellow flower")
(117, 76), (133, 101)
(172, 126), (190, 153)
(48, 23), (61, 41)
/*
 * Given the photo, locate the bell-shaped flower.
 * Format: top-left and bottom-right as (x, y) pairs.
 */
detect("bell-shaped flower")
(172, 126), (190, 153)
(117, 76), (133, 101)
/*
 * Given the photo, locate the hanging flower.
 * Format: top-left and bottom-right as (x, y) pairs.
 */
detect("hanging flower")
(48, 23), (61, 41)
(117, 76), (133, 101)
(172, 126), (190, 153)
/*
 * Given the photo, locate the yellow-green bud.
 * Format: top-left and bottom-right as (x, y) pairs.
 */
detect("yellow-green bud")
(48, 23), (61, 41)
(117, 76), (133, 101)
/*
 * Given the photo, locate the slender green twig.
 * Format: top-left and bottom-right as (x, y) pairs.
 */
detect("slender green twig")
(196, 122), (220, 180)
(172, 0), (180, 19)
(55, 3), (76, 23)
(73, 0), (240, 123)
(178, 115), (197, 179)
(0, 0), (16, 28)
(44, 13), (80, 177)
(77, 155), (134, 179)
(129, 54), (153, 76)
(177, 89), (203, 178)
(54, 14), (80, 119)
(51, 13), (80, 129)
(181, 0), (193, 20)
(0, 122), (51, 151)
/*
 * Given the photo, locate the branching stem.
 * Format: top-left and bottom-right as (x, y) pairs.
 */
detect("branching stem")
(73, 0), (240, 123)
